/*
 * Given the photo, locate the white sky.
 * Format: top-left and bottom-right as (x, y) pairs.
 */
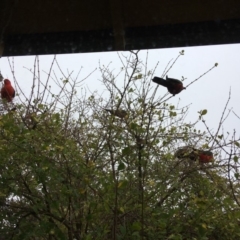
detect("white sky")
(0, 43), (240, 136)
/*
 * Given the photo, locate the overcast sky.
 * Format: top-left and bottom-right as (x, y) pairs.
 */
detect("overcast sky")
(0, 43), (240, 136)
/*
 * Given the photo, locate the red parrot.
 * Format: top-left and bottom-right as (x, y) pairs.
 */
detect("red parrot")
(152, 75), (185, 95)
(175, 147), (213, 163)
(198, 150), (214, 163)
(1, 79), (15, 102)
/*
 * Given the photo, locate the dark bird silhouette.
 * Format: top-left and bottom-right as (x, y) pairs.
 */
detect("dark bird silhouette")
(1, 79), (15, 102)
(152, 75), (185, 95)
(174, 147), (213, 163)
(105, 109), (128, 118)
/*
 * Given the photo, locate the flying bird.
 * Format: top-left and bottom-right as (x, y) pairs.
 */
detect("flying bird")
(152, 75), (185, 95)
(1, 79), (15, 102)
(105, 109), (128, 118)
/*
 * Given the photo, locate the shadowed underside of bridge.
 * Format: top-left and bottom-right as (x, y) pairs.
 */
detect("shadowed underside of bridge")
(1, 0), (240, 56)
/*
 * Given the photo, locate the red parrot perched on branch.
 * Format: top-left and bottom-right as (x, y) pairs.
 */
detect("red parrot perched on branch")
(174, 147), (213, 163)
(198, 150), (214, 163)
(1, 79), (15, 102)
(152, 75), (185, 96)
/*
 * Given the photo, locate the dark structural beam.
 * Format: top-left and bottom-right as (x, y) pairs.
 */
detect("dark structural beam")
(1, 0), (240, 56)
(125, 19), (240, 50)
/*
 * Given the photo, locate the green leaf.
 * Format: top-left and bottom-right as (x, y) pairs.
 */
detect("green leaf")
(130, 122), (139, 130)
(202, 223), (207, 229)
(170, 111), (177, 117)
(202, 109), (207, 115)
(118, 180), (128, 188)
(122, 147), (131, 156)
(128, 88), (134, 93)
(120, 225), (126, 235)
(38, 104), (45, 109)
(234, 141), (240, 147)
(118, 161), (125, 171)
(132, 222), (141, 231)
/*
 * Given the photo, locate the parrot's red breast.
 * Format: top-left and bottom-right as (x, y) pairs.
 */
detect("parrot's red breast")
(1, 79), (15, 102)
(198, 151), (214, 163)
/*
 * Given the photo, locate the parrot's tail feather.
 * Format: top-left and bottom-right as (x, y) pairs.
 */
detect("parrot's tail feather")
(152, 77), (168, 87)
